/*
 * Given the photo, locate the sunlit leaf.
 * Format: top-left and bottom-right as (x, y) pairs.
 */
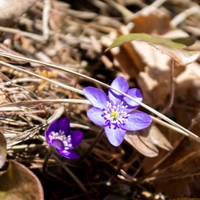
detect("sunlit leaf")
(145, 125), (173, 151)
(125, 132), (158, 157)
(106, 33), (200, 65)
(0, 132), (6, 169)
(0, 160), (44, 200)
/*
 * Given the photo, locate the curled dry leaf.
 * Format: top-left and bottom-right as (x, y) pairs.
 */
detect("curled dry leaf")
(0, 132), (6, 169)
(125, 132), (159, 157)
(0, 0), (38, 26)
(106, 33), (200, 65)
(0, 160), (44, 200)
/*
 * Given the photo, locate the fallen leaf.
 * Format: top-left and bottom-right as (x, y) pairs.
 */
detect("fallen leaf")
(106, 33), (200, 65)
(101, 31), (145, 79)
(0, 160), (44, 200)
(125, 131), (159, 157)
(131, 12), (171, 35)
(143, 125), (173, 151)
(0, 132), (6, 169)
(0, 0), (38, 26)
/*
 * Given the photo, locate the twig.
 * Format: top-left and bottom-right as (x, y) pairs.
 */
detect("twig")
(136, 0), (167, 16)
(0, 26), (44, 42)
(0, 60), (83, 95)
(0, 99), (90, 111)
(144, 166), (200, 182)
(104, 0), (134, 20)
(171, 6), (200, 27)
(43, 0), (51, 40)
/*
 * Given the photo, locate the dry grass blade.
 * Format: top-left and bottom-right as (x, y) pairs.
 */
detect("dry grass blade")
(0, 52), (198, 142)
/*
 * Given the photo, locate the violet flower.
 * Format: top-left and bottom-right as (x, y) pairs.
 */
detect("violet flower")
(45, 117), (83, 159)
(83, 76), (152, 147)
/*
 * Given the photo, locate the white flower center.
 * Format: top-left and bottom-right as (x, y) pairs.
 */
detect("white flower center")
(49, 130), (73, 150)
(102, 101), (129, 128)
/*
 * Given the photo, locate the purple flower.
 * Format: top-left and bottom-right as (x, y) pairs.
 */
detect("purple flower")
(83, 76), (152, 147)
(45, 117), (83, 159)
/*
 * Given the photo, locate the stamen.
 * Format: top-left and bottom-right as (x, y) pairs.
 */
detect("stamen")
(49, 130), (72, 149)
(102, 101), (129, 128)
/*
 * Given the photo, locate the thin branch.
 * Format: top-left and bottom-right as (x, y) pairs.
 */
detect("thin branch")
(0, 26), (44, 42)
(171, 6), (200, 27)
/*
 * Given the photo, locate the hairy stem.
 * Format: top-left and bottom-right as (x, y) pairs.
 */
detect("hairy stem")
(42, 146), (53, 176)
(78, 128), (104, 164)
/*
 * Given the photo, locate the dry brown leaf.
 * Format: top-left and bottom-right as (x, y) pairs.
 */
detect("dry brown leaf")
(0, 0), (38, 26)
(0, 132), (6, 169)
(131, 12), (171, 35)
(176, 62), (200, 103)
(0, 160), (44, 199)
(125, 131), (159, 157)
(135, 30), (189, 108)
(144, 125), (173, 151)
(101, 30), (145, 79)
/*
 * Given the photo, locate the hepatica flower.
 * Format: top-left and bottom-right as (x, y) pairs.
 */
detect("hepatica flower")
(83, 76), (152, 147)
(45, 117), (83, 159)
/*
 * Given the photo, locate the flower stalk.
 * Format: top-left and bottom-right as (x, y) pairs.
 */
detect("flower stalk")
(78, 128), (104, 164)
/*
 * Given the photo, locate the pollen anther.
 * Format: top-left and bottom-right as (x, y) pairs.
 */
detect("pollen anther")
(102, 101), (129, 127)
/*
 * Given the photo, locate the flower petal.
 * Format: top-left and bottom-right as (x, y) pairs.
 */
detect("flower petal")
(123, 88), (142, 107)
(109, 76), (129, 95)
(104, 125), (126, 146)
(121, 112), (152, 131)
(58, 149), (80, 159)
(70, 131), (83, 148)
(57, 117), (70, 135)
(87, 107), (106, 126)
(45, 120), (58, 144)
(83, 87), (108, 109)
(108, 76), (129, 103)
(51, 139), (65, 151)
